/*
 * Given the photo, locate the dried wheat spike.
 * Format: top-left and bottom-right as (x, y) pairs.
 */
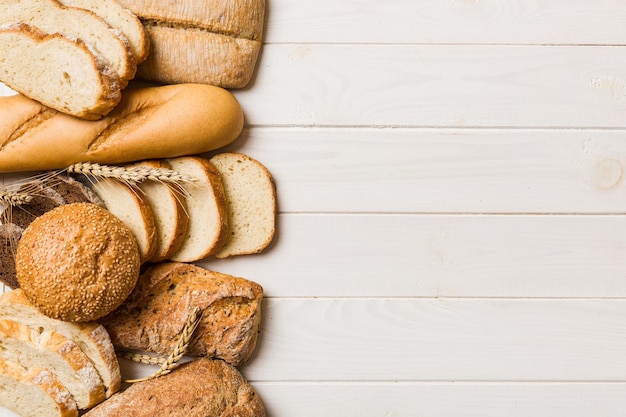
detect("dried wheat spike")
(66, 162), (197, 186)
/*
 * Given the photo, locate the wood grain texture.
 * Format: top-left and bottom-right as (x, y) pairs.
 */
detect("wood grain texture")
(264, 0), (626, 45)
(218, 127), (626, 213)
(235, 44), (626, 128)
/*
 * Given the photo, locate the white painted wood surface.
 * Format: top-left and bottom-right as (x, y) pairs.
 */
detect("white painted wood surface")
(3, 1), (626, 416)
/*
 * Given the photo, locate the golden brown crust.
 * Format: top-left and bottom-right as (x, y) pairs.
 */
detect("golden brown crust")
(15, 203), (141, 322)
(99, 262), (262, 366)
(0, 84), (243, 172)
(83, 358), (266, 417)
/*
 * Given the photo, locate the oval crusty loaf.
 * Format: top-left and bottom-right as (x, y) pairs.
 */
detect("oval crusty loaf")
(0, 358), (78, 417)
(91, 178), (157, 264)
(0, 0), (137, 85)
(15, 203), (141, 322)
(0, 289), (121, 398)
(117, 0), (264, 88)
(0, 23), (121, 120)
(129, 159), (190, 262)
(166, 156), (229, 262)
(84, 358), (266, 417)
(0, 84), (244, 172)
(59, 0), (150, 64)
(0, 319), (105, 409)
(209, 152), (276, 258)
(99, 261), (263, 366)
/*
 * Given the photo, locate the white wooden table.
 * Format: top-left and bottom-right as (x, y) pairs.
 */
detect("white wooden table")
(4, 1), (626, 416)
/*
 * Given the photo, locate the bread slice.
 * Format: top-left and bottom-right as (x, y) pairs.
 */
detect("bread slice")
(59, 0), (150, 64)
(91, 178), (157, 263)
(129, 160), (190, 262)
(0, 0), (137, 86)
(0, 319), (106, 409)
(0, 223), (23, 289)
(209, 152), (276, 258)
(0, 289), (121, 398)
(0, 24), (121, 119)
(0, 357), (78, 417)
(166, 156), (228, 262)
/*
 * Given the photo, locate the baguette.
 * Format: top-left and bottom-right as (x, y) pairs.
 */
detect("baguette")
(84, 358), (266, 417)
(0, 84), (243, 172)
(99, 262), (263, 366)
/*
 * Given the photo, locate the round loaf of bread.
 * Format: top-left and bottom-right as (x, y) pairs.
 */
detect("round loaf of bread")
(15, 203), (140, 322)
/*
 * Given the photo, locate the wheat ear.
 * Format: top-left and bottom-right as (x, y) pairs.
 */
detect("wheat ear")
(67, 162), (197, 186)
(0, 189), (33, 206)
(121, 306), (203, 383)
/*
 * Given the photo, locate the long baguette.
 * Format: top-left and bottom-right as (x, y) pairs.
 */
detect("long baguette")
(0, 83), (243, 172)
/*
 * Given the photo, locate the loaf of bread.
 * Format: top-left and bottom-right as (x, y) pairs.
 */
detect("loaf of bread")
(0, 289), (121, 399)
(100, 262), (263, 366)
(84, 358), (266, 417)
(0, 23), (121, 119)
(15, 203), (141, 322)
(0, 319), (106, 409)
(0, 357), (78, 417)
(0, 83), (244, 172)
(116, 0), (265, 88)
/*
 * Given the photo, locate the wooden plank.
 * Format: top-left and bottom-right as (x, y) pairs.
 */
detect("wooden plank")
(219, 127), (626, 214)
(252, 382), (626, 417)
(201, 213), (626, 298)
(264, 0), (626, 45)
(235, 44), (626, 128)
(235, 298), (626, 382)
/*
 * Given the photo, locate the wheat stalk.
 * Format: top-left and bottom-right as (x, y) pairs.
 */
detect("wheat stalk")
(0, 189), (33, 206)
(121, 306), (203, 383)
(67, 162), (197, 186)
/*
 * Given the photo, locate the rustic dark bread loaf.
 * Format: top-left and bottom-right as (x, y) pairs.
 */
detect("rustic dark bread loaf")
(99, 262), (263, 366)
(0, 84), (243, 172)
(116, 0), (265, 88)
(0, 223), (23, 289)
(83, 358), (266, 417)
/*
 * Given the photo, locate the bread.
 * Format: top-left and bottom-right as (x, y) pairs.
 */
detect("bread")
(0, 84), (244, 172)
(0, 289), (121, 398)
(0, 23), (121, 120)
(0, 319), (105, 409)
(0, 0), (137, 85)
(0, 223), (23, 289)
(59, 0), (150, 64)
(116, 0), (265, 88)
(83, 358), (266, 417)
(0, 358), (78, 417)
(91, 178), (157, 263)
(129, 160), (190, 262)
(43, 174), (104, 206)
(166, 156), (228, 262)
(15, 203), (141, 322)
(100, 262), (263, 366)
(209, 152), (276, 258)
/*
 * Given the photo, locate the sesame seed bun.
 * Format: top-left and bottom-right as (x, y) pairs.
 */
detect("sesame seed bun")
(15, 203), (140, 322)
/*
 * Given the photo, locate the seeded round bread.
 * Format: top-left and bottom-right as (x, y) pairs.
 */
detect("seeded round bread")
(15, 202), (140, 322)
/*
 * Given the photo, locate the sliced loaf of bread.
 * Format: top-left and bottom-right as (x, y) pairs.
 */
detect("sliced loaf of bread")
(0, 319), (106, 409)
(209, 152), (276, 258)
(0, 0), (136, 85)
(166, 156), (228, 262)
(0, 23), (121, 119)
(129, 160), (190, 262)
(91, 178), (157, 263)
(0, 358), (78, 417)
(0, 289), (121, 398)
(59, 0), (150, 64)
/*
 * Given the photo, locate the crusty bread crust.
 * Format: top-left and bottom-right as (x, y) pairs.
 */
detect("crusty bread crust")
(0, 84), (243, 172)
(100, 262), (263, 366)
(83, 358), (266, 417)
